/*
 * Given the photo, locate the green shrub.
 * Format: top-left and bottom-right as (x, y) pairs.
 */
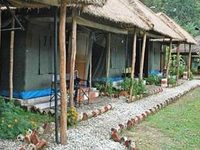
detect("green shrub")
(190, 71), (194, 80)
(191, 68), (198, 75)
(145, 75), (161, 85)
(94, 80), (118, 96)
(170, 55), (186, 78)
(168, 76), (177, 85)
(119, 78), (132, 91)
(130, 80), (147, 96)
(0, 98), (53, 139)
(67, 107), (78, 127)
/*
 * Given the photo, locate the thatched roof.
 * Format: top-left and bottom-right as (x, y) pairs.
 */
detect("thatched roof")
(9, 0), (107, 7)
(157, 12), (197, 45)
(172, 35), (200, 54)
(128, 0), (182, 40)
(83, 0), (182, 39)
(82, 0), (151, 30)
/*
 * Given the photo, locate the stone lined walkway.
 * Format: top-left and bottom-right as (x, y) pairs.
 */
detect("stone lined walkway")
(1, 80), (200, 150)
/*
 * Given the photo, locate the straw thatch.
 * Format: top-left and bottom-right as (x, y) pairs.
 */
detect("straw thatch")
(9, 0), (107, 7)
(172, 36), (200, 54)
(82, 0), (151, 30)
(157, 12), (197, 45)
(128, 0), (182, 40)
(83, 0), (183, 39)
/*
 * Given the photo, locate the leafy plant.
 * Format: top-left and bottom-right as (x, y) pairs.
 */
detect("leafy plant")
(119, 78), (132, 91)
(94, 79), (119, 96)
(168, 76), (177, 85)
(132, 80), (148, 96)
(0, 97), (53, 139)
(67, 107), (78, 127)
(145, 75), (161, 86)
(170, 54), (186, 78)
(191, 68), (198, 75)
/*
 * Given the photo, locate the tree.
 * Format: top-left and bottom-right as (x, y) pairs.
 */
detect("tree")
(142, 0), (200, 36)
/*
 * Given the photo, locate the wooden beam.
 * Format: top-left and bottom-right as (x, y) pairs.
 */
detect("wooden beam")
(139, 32), (147, 80)
(69, 8), (77, 107)
(188, 44), (192, 78)
(75, 17), (128, 35)
(129, 31), (137, 101)
(9, 13), (15, 100)
(176, 43), (180, 80)
(166, 39), (172, 78)
(59, 1), (67, 145)
(106, 33), (111, 78)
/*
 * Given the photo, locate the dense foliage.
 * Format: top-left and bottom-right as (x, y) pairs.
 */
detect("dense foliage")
(170, 54), (186, 78)
(120, 78), (147, 96)
(145, 75), (162, 86)
(0, 98), (53, 139)
(142, 0), (200, 36)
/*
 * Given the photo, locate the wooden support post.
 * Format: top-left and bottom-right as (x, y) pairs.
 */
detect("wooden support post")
(106, 33), (111, 79)
(188, 44), (192, 78)
(69, 8), (77, 107)
(176, 43), (180, 80)
(59, 1), (67, 145)
(89, 45), (92, 88)
(53, 6), (59, 144)
(166, 39), (172, 78)
(9, 14), (15, 100)
(129, 31), (137, 101)
(0, 7), (1, 48)
(139, 32), (147, 80)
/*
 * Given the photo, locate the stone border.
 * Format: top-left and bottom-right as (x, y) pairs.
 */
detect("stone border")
(111, 84), (200, 150)
(21, 103), (113, 123)
(127, 87), (163, 103)
(77, 104), (113, 121)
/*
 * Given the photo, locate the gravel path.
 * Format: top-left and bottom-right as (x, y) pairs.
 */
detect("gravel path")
(1, 80), (200, 150)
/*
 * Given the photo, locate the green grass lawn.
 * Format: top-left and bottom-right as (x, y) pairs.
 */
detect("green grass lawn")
(122, 88), (200, 150)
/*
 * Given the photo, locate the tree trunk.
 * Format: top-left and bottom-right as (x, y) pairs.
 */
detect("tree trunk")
(69, 8), (77, 107)
(166, 39), (172, 78)
(9, 15), (15, 100)
(59, 1), (67, 145)
(188, 44), (192, 78)
(176, 43), (180, 80)
(129, 31), (137, 101)
(139, 32), (147, 80)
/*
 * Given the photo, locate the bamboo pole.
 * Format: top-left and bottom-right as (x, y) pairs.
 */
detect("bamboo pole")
(69, 8), (77, 107)
(188, 44), (192, 78)
(59, 1), (67, 145)
(9, 14), (15, 100)
(166, 39), (172, 78)
(129, 31), (137, 101)
(106, 33), (111, 79)
(139, 32), (147, 80)
(176, 43), (180, 80)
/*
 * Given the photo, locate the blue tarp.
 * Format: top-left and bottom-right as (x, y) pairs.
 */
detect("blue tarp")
(0, 88), (52, 100)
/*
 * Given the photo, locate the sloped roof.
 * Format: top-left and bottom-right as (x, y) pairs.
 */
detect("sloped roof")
(172, 35), (200, 54)
(157, 12), (197, 45)
(9, 0), (107, 7)
(128, 0), (182, 40)
(82, 0), (151, 30)
(83, 0), (182, 39)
